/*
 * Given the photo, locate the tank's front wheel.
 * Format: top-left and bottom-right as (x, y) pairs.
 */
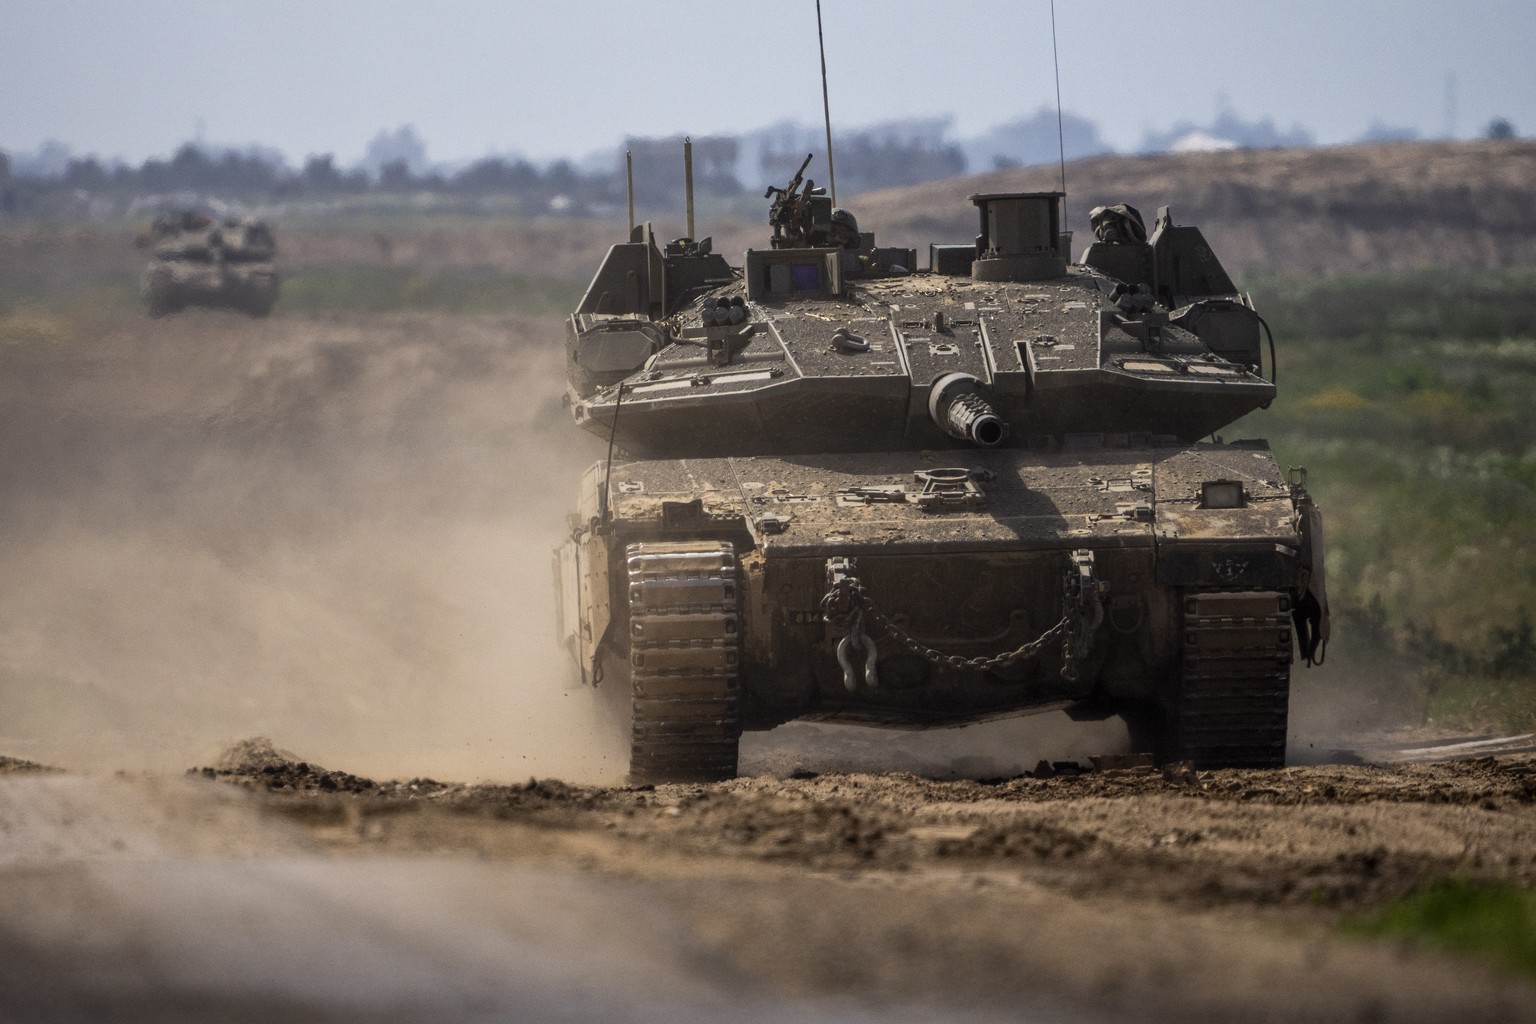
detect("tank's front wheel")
(621, 541), (742, 784)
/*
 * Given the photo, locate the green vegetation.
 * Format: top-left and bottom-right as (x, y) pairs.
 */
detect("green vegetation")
(1251, 269), (1536, 346)
(0, 281), (141, 320)
(1350, 879), (1536, 981)
(0, 307), (82, 348)
(1232, 269), (1536, 730)
(0, 226), (143, 318)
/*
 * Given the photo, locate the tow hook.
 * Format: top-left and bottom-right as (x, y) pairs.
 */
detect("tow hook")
(835, 607), (880, 693)
(822, 553), (1088, 687)
(1062, 549), (1105, 683)
(825, 557), (879, 692)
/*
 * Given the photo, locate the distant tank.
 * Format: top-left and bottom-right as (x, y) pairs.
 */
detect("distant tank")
(555, 153), (1330, 783)
(140, 211), (280, 317)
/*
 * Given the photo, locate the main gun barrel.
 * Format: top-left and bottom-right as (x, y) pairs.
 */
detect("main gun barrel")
(927, 372), (1008, 447)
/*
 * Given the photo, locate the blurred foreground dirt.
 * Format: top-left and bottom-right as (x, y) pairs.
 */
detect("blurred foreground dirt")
(2, 743), (1535, 1023)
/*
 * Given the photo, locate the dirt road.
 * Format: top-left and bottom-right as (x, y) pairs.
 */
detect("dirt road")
(3, 742), (1535, 1023)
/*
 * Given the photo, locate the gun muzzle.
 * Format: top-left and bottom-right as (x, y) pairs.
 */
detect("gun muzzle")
(928, 372), (1008, 447)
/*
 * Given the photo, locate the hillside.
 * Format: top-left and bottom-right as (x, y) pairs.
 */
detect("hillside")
(854, 139), (1536, 278)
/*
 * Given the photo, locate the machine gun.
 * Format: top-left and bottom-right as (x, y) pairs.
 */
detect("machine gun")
(765, 153), (828, 249)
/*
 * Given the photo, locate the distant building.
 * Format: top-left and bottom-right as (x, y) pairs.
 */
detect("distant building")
(1167, 131), (1239, 154)
(1358, 119), (1421, 143)
(961, 108), (1112, 171)
(1140, 108), (1313, 154)
(749, 117), (965, 196)
(361, 126), (430, 180)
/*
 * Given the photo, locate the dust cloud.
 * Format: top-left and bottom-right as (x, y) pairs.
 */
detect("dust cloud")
(0, 291), (1408, 784)
(0, 298), (1140, 785)
(1286, 628), (1432, 763)
(0, 309), (625, 782)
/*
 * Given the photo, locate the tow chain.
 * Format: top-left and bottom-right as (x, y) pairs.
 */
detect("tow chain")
(819, 551), (1103, 690)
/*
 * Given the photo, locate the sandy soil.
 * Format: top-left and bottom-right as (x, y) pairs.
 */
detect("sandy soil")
(2, 740), (1535, 1023)
(3, 221), (1534, 1021)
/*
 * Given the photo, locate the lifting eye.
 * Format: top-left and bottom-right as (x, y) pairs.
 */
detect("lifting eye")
(1199, 480), (1246, 509)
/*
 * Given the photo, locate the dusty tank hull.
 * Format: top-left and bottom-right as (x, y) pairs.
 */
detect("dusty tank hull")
(139, 214), (280, 317)
(559, 442), (1316, 781)
(555, 163), (1329, 783)
(140, 260), (280, 317)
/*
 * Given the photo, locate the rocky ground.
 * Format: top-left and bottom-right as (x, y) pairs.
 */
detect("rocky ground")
(3, 737), (1535, 1023)
(199, 736), (1536, 915)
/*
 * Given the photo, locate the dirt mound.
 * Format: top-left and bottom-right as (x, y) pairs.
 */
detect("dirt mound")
(0, 755), (59, 774)
(194, 739), (606, 812)
(10, 769), (1536, 1024)
(856, 139), (1536, 276)
(196, 737), (383, 794)
(212, 736), (299, 772)
(190, 742), (1536, 912)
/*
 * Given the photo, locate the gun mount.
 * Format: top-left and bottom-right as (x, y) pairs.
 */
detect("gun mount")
(765, 152), (857, 250)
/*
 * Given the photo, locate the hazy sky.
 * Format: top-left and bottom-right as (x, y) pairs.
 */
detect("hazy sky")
(3, 0), (1531, 167)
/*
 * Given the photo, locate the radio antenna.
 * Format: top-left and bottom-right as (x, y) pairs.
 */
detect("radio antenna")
(683, 136), (696, 240)
(1050, 0), (1068, 222)
(625, 149), (635, 235)
(815, 0), (838, 206)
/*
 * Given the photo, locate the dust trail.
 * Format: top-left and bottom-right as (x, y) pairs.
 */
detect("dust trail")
(0, 282), (1411, 782)
(1286, 626), (1431, 765)
(0, 299), (1129, 785)
(0, 308), (624, 782)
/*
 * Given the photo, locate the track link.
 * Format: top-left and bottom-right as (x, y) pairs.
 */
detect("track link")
(1172, 590), (1293, 768)
(625, 541), (742, 784)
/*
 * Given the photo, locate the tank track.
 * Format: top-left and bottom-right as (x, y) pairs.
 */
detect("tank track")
(624, 541), (742, 784)
(1171, 590), (1293, 768)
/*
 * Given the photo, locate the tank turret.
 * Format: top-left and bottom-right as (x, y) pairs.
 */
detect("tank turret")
(139, 212), (280, 317)
(555, 154), (1329, 784)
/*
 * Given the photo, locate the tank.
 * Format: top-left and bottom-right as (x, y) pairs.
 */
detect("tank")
(554, 156), (1331, 783)
(140, 211), (280, 317)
